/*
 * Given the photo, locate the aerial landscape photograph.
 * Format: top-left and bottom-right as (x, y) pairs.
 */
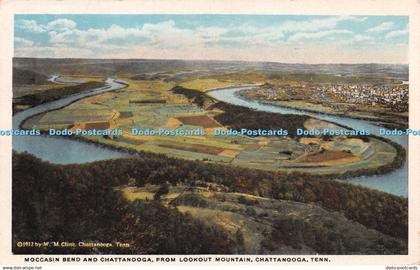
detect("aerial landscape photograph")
(11, 14), (409, 255)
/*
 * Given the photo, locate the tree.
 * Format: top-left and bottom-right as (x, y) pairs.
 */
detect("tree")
(154, 182), (170, 200)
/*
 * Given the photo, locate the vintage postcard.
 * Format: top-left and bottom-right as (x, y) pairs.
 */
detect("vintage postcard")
(0, 0), (419, 268)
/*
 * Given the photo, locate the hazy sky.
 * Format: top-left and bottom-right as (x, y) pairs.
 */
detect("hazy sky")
(14, 15), (409, 64)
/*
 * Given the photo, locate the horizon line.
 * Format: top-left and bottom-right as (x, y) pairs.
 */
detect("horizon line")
(12, 56), (409, 66)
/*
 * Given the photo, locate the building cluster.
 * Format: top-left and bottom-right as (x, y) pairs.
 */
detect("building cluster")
(253, 82), (409, 112)
(327, 84), (408, 110)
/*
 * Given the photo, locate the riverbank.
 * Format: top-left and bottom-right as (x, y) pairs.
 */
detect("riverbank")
(13, 81), (107, 114)
(207, 84), (408, 196)
(172, 85), (407, 180)
(237, 91), (408, 130)
(231, 90), (407, 177)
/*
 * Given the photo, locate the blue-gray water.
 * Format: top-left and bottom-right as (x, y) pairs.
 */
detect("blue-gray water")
(208, 85), (408, 197)
(12, 78), (129, 164)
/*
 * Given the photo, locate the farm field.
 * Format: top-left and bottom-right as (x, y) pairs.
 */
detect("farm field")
(20, 71), (400, 175)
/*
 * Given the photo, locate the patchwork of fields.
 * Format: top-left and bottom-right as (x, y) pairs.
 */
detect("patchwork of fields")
(21, 73), (398, 175)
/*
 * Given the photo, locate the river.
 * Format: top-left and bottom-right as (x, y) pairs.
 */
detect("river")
(12, 82), (408, 196)
(12, 78), (130, 164)
(207, 85), (408, 197)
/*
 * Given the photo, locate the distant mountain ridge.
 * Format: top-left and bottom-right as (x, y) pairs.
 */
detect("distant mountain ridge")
(13, 57), (408, 81)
